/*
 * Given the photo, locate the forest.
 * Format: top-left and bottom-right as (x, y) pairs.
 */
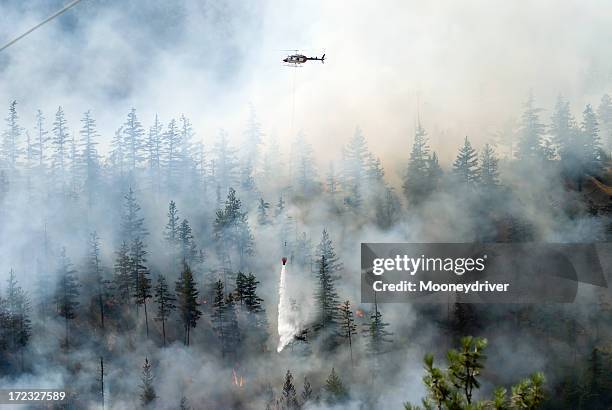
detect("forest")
(0, 90), (611, 409)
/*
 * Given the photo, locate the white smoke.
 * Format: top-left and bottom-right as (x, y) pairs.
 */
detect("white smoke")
(277, 263), (300, 352)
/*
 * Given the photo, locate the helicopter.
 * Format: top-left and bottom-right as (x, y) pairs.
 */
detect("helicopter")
(282, 50), (325, 66)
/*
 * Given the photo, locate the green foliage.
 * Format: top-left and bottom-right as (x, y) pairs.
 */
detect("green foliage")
(140, 357), (156, 407)
(324, 368), (348, 404)
(405, 337), (545, 410)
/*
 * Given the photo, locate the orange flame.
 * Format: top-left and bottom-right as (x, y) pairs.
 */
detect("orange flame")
(232, 369), (244, 387)
(355, 308), (365, 318)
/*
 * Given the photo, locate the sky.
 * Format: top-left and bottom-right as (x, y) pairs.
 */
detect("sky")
(1, 0), (612, 177)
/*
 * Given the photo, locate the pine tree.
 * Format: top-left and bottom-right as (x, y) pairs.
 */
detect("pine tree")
(338, 300), (357, 365)
(80, 110), (101, 206)
(292, 133), (320, 196)
(87, 232), (107, 329)
(132, 237), (152, 336)
(113, 241), (132, 305)
(34, 109), (48, 169)
(121, 187), (148, 243)
(222, 293), (241, 360)
(324, 368), (348, 404)
(179, 114), (196, 179)
(314, 255), (340, 333)
(54, 248), (80, 348)
(175, 264), (201, 345)
(147, 114), (163, 194)
(51, 106), (70, 192)
(517, 93), (546, 160)
(581, 104), (602, 176)
(163, 118), (182, 192)
(365, 302), (392, 357)
(282, 370), (299, 410)
(403, 121), (431, 204)
(154, 274), (175, 346)
(447, 336), (488, 405)
(597, 94), (612, 156)
(315, 229), (343, 276)
(211, 129), (239, 195)
(550, 96), (577, 161)
(213, 188), (254, 271)
(212, 279), (226, 350)
(178, 219), (198, 265)
(140, 357), (156, 407)
(342, 127), (372, 208)
(479, 143), (500, 188)
(453, 136), (479, 185)
(275, 195), (286, 217)
(301, 377), (313, 403)
(108, 126), (125, 180)
(123, 108), (145, 172)
(257, 198), (271, 225)
(375, 186), (402, 230)
(2, 101), (22, 171)
(5, 269), (31, 370)
(164, 200), (180, 248)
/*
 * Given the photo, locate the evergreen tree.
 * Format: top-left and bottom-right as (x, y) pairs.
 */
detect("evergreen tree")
(164, 200), (180, 247)
(123, 108), (145, 172)
(51, 106), (70, 192)
(338, 300), (357, 365)
(365, 302), (392, 357)
(222, 293), (241, 360)
(453, 136), (479, 185)
(342, 127), (372, 208)
(54, 247), (80, 347)
(517, 93), (547, 160)
(276, 194), (286, 217)
(87, 232), (107, 329)
(257, 198), (271, 225)
(163, 118), (182, 192)
(5, 269), (31, 369)
(301, 377), (313, 403)
(447, 336), (488, 405)
(580, 104), (602, 176)
(479, 143), (500, 188)
(324, 368), (348, 404)
(154, 274), (175, 346)
(281, 370), (299, 410)
(291, 133), (320, 196)
(31, 110), (48, 171)
(147, 114), (163, 194)
(178, 219), (198, 265)
(121, 187), (148, 243)
(550, 96), (577, 161)
(108, 126), (125, 180)
(175, 263), (201, 345)
(211, 130), (239, 195)
(402, 121), (431, 204)
(597, 94), (612, 156)
(374, 186), (402, 230)
(140, 357), (156, 407)
(315, 229), (343, 276)
(2, 101), (22, 171)
(113, 241), (132, 305)
(213, 188), (255, 270)
(132, 237), (152, 336)
(212, 279), (226, 350)
(314, 255), (340, 332)
(80, 110), (101, 206)
(179, 114), (196, 178)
